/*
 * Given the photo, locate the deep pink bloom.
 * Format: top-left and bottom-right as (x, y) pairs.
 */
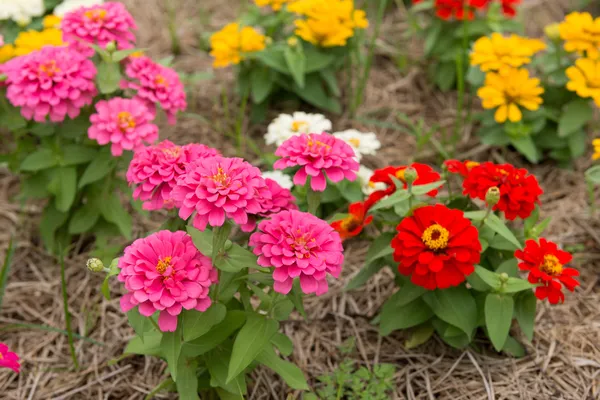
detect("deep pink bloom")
(3, 46), (97, 122)
(249, 210), (344, 296)
(0, 343), (20, 373)
(61, 2), (137, 57)
(127, 140), (220, 210)
(274, 133), (359, 191)
(240, 178), (299, 232)
(88, 98), (158, 156)
(118, 230), (218, 332)
(171, 156), (265, 231)
(121, 56), (187, 124)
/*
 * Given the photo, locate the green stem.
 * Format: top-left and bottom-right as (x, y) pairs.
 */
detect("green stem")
(307, 185), (322, 216)
(235, 91), (249, 156)
(478, 206), (492, 229)
(407, 182), (414, 209)
(148, 317), (161, 332)
(59, 250), (79, 370)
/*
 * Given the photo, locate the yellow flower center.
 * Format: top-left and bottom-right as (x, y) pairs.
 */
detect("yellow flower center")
(155, 75), (168, 87)
(307, 138), (331, 151)
(341, 215), (360, 232)
(117, 111), (136, 130)
(395, 169), (406, 182)
(348, 138), (361, 147)
(39, 60), (60, 77)
(129, 51), (144, 58)
(465, 161), (480, 170)
(162, 147), (182, 158)
(156, 256), (172, 274)
(289, 231), (316, 258)
(421, 224), (450, 251)
(84, 9), (107, 22)
(0, 352), (3, 360)
(212, 166), (229, 186)
(291, 120), (309, 132)
(541, 254), (563, 276)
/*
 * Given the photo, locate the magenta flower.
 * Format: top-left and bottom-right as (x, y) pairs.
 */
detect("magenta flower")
(127, 140), (220, 210)
(118, 230), (218, 332)
(172, 156), (266, 231)
(249, 210), (344, 296)
(0, 343), (20, 373)
(3, 46), (97, 122)
(61, 2), (137, 57)
(259, 178), (298, 217)
(273, 132), (360, 191)
(88, 98), (158, 156)
(121, 55), (187, 124)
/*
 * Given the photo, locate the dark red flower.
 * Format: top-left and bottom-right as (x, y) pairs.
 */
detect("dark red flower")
(413, 0), (492, 20)
(515, 239), (580, 304)
(331, 201), (373, 240)
(391, 204), (481, 290)
(444, 159), (481, 177)
(369, 163), (441, 200)
(462, 162), (543, 220)
(499, 0), (521, 17)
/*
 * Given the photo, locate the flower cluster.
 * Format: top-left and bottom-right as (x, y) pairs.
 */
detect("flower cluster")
(209, 23), (267, 68)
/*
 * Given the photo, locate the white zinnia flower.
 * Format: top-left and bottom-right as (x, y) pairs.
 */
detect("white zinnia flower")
(264, 112), (332, 147)
(357, 165), (386, 196)
(0, 0), (44, 25)
(54, 0), (104, 17)
(262, 170), (293, 190)
(333, 129), (381, 161)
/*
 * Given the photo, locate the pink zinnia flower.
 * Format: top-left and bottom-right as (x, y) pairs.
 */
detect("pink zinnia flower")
(0, 343), (20, 373)
(127, 140), (220, 210)
(61, 2), (137, 57)
(3, 46), (97, 122)
(121, 55), (187, 124)
(240, 177), (299, 232)
(118, 230), (218, 332)
(273, 133), (359, 192)
(249, 210), (344, 295)
(172, 156), (266, 231)
(88, 98), (158, 156)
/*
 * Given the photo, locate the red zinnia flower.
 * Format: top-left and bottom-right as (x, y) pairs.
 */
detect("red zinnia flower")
(369, 163), (441, 203)
(331, 201), (373, 240)
(515, 239), (580, 304)
(412, 0), (492, 20)
(391, 204), (481, 290)
(462, 162), (543, 220)
(499, 0), (521, 17)
(444, 159), (480, 177)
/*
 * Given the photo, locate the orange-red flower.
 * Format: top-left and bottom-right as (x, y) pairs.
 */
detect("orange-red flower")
(368, 163), (441, 200)
(515, 239), (580, 304)
(462, 162), (542, 220)
(331, 201), (373, 240)
(391, 204), (481, 290)
(444, 159), (480, 177)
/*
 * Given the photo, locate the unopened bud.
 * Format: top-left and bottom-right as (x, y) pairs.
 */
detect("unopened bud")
(499, 272), (509, 283)
(86, 258), (105, 273)
(105, 41), (117, 53)
(544, 23), (560, 41)
(485, 186), (500, 207)
(404, 167), (418, 185)
(224, 239), (233, 251)
(287, 37), (299, 47)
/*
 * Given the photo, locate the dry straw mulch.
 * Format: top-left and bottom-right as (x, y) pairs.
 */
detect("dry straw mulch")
(1, 0), (599, 399)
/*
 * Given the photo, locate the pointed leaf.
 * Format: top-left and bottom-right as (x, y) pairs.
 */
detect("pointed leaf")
(485, 293), (514, 351)
(380, 296), (432, 336)
(423, 286), (477, 339)
(161, 325), (183, 381)
(515, 291), (536, 341)
(483, 213), (521, 249)
(182, 303), (227, 342)
(256, 345), (309, 390)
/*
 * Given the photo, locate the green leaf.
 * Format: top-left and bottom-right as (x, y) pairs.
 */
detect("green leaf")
(20, 149), (58, 171)
(96, 61), (122, 94)
(127, 309), (152, 339)
(250, 67), (274, 104)
(424, 20), (442, 56)
(502, 335), (526, 357)
(319, 68), (340, 97)
(496, 259), (518, 277)
(206, 346), (247, 396)
(100, 192), (132, 239)
(483, 214), (521, 249)
(271, 333), (293, 356)
(61, 145), (98, 166)
(54, 167), (77, 212)
(369, 190), (411, 212)
(226, 314), (279, 383)
(187, 227), (213, 255)
(40, 203), (68, 252)
(510, 136), (540, 164)
(124, 331), (162, 356)
(161, 325), (183, 381)
(364, 232), (396, 264)
(217, 245), (258, 273)
(289, 281), (306, 319)
(0, 106), (27, 130)
(515, 291), (536, 342)
(434, 62), (456, 92)
(284, 73), (341, 114)
(380, 296), (432, 336)
(558, 99), (593, 137)
(182, 310), (246, 357)
(256, 345), (309, 390)
(411, 180), (446, 196)
(284, 47), (306, 89)
(112, 48), (144, 62)
(57, 114), (92, 139)
(176, 357), (200, 400)
(503, 277), (537, 293)
(68, 204), (100, 234)
(79, 149), (114, 188)
(182, 303), (227, 342)
(304, 46), (335, 73)
(485, 293), (514, 351)
(405, 324), (435, 349)
(568, 129), (586, 159)
(423, 286), (477, 339)
(212, 222), (232, 263)
(101, 258), (120, 300)
(272, 298), (294, 321)
(474, 265), (501, 290)
(586, 165), (600, 185)
(255, 49), (290, 74)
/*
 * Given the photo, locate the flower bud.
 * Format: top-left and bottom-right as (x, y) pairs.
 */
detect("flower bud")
(105, 41), (117, 53)
(287, 37), (299, 47)
(499, 272), (509, 283)
(404, 167), (418, 185)
(86, 258), (105, 273)
(224, 239), (233, 251)
(544, 23), (560, 41)
(485, 186), (500, 207)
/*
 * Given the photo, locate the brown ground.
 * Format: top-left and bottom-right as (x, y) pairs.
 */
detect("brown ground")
(1, 0), (600, 399)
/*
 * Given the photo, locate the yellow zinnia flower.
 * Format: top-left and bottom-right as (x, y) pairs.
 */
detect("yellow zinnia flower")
(470, 33), (546, 72)
(254, 0), (293, 10)
(294, 16), (354, 47)
(12, 28), (65, 58)
(559, 12), (600, 59)
(0, 44), (15, 63)
(43, 14), (62, 29)
(477, 68), (544, 123)
(210, 23), (267, 68)
(566, 57), (600, 107)
(592, 139), (600, 160)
